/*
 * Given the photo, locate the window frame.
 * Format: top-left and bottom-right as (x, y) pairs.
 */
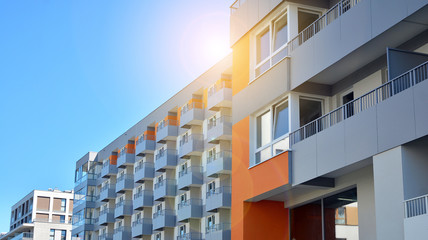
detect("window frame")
(253, 98), (290, 166)
(252, 9), (289, 81)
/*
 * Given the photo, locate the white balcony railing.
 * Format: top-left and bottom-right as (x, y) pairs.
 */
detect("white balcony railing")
(290, 61), (428, 145)
(405, 194), (428, 218)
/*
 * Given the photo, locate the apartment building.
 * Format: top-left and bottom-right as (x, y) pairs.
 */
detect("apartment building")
(229, 0), (428, 240)
(72, 56), (233, 240)
(0, 189), (74, 240)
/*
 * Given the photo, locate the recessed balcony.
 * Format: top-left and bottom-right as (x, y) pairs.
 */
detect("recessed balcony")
(154, 179), (177, 201)
(177, 198), (203, 222)
(206, 150), (232, 177)
(178, 134), (204, 159)
(132, 218), (153, 237)
(115, 174), (134, 193)
(136, 133), (156, 156)
(134, 162), (155, 183)
(205, 223), (231, 240)
(99, 184), (116, 202)
(99, 208), (115, 225)
(155, 149), (178, 172)
(113, 226), (132, 240)
(207, 80), (232, 111)
(206, 186), (232, 212)
(114, 200), (133, 218)
(177, 166), (203, 190)
(207, 116), (232, 144)
(156, 119), (179, 143)
(152, 209), (176, 230)
(133, 190), (154, 210)
(180, 102), (204, 128)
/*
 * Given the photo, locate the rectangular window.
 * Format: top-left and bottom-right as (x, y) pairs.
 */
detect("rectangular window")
(207, 181), (216, 194)
(255, 12), (288, 78)
(61, 230), (66, 240)
(60, 215), (65, 223)
(156, 233), (161, 240)
(180, 225), (186, 236)
(49, 229), (55, 240)
(255, 99), (290, 165)
(207, 215), (215, 228)
(61, 199), (66, 212)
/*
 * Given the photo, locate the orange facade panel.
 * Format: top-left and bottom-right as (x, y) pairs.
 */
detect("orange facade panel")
(232, 34), (249, 96)
(109, 155), (117, 165)
(232, 116), (290, 240)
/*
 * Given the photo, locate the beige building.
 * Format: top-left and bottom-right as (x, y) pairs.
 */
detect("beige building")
(0, 189), (74, 240)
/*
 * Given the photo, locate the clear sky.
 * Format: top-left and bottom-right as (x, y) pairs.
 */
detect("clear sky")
(0, 0), (234, 232)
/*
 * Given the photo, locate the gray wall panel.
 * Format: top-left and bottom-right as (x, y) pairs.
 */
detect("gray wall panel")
(413, 78), (428, 138)
(407, 0), (428, 14)
(344, 107), (378, 165)
(339, 0), (372, 54)
(290, 39), (315, 89)
(377, 88), (416, 152)
(311, 20), (342, 74)
(291, 135), (317, 185)
(370, 0), (407, 37)
(316, 121), (346, 176)
(402, 137), (428, 200)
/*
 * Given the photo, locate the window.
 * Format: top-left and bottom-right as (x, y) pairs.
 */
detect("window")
(207, 181), (216, 195)
(61, 230), (66, 240)
(179, 225), (187, 236)
(207, 215), (215, 229)
(207, 148), (216, 162)
(254, 99), (290, 165)
(180, 193), (187, 204)
(60, 199), (66, 212)
(49, 229), (55, 240)
(255, 12), (288, 78)
(208, 115), (217, 129)
(180, 162), (188, 175)
(60, 215), (65, 223)
(156, 233), (161, 240)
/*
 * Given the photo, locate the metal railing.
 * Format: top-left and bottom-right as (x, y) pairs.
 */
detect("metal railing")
(154, 179), (175, 189)
(206, 223), (231, 233)
(177, 198), (202, 210)
(290, 0), (361, 51)
(177, 232), (203, 240)
(207, 150), (232, 164)
(9, 232), (34, 240)
(206, 186), (232, 198)
(290, 61), (428, 146)
(179, 134), (203, 147)
(153, 209), (175, 219)
(208, 80), (232, 97)
(133, 190), (153, 200)
(117, 174), (133, 183)
(157, 119), (179, 131)
(115, 200), (132, 208)
(178, 166), (203, 178)
(137, 133), (156, 144)
(132, 218), (152, 227)
(181, 102), (204, 115)
(208, 115), (232, 130)
(155, 149), (177, 160)
(230, 0), (246, 14)
(100, 184), (114, 192)
(134, 161), (154, 172)
(405, 194), (428, 218)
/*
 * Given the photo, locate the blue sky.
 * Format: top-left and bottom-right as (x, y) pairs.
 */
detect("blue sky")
(0, 0), (233, 232)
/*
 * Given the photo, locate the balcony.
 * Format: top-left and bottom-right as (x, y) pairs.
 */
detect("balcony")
(9, 232), (33, 240)
(115, 174), (134, 193)
(156, 119), (178, 143)
(113, 226), (132, 240)
(101, 161), (118, 178)
(132, 218), (153, 237)
(206, 151), (232, 177)
(404, 194), (428, 239)
(206, 186), (231, 212)
(98, 233), (113, 240)
(178, 134), (204, 159)
(136, 133), (156, 156)
(133, 190), (154, 210)
(177, 198), (203, 222)
(134, 162), (155, 183)
(99, 184), (116, 202)
(117, 149), (135, 168)
(152, 209), (176, 230)
(155, 149), (178, 172)
(177, 166), (203, 190)
(207, 116), (232, 144)
(180, 102), (204, 128)
(114, 200), (133, 218)
(207, 80), (232, 111)
(177, 232), (203, 240)
(99, 208), (115, 225)
(205, 223), (231, 240)
(290, 61), (428, 185)
(154, 179), (177, 201)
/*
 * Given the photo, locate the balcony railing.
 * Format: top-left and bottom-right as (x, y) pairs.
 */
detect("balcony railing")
(157, 119), (179, 131)
(181, 102), (203, 116)
(206, 223), (231, 234)
(405, 194), (428, 218)
(230, 0), (246, 14)
(178, 166), (203, 178)
(208, 116), (231, 130)
(9, 232), (33, 240)
(155, 149), (177, 160)
(153, 209), (175, 219)
(206, 186), (231, 198)
(176, 232), (202, 240)
(208, 81), (232, 97)
(177, 198), (202, 210)
(179, 134), (204, 147)
(290, 61), (428, 145)
(207, 150), (231, 164)
(289, 0), (361, 51)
